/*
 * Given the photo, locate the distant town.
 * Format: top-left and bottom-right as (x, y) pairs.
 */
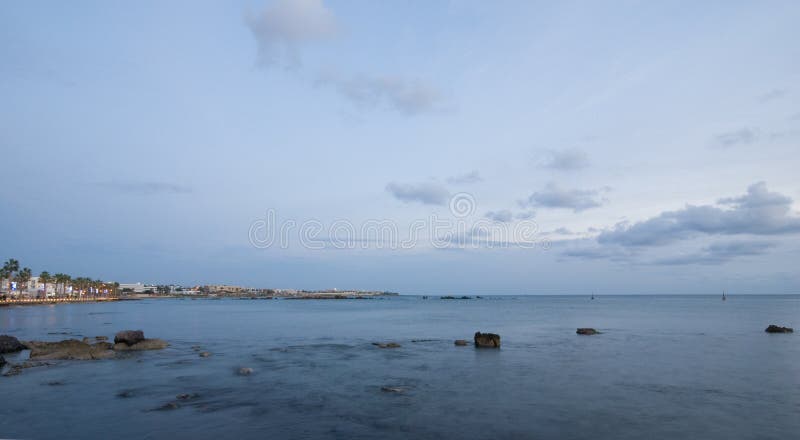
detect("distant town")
(0, 258), (397, 303)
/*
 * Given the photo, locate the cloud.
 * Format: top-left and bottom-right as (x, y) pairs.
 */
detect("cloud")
(515, 210), (536, 220)
(651, 240), (776, 265)
(713, 128), (759, 148)
(386, 181), (449, 205)
(318, 73), (443, 115)
(598, 182), (800, 247)
(447, 170), (482, 184)
(485, 210), (513, 223)
(758, 88), (788, 103)
(245, 0), (337, 68)
(97, 181), (192, 195)
(523, 183), (606, 212)
(540, 148), (589, 171)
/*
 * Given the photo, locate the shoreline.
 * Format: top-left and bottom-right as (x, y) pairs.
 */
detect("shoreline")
(0, 297), (130, 307)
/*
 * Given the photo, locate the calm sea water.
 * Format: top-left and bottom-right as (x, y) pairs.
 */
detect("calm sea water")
(1, 295), (798, 439)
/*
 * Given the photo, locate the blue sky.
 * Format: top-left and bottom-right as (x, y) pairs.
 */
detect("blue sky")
(1, 0), (799, 294)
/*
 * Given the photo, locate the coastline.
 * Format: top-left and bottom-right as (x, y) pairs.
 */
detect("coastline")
(0, 297), (130, 307)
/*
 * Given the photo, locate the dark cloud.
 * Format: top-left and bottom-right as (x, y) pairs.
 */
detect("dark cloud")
(97, 181), (192, 195)
(318, 73), (443, 115)
(245, 0), (337, 68)
(386, 181), (449, 206)
(485, 210), (513, 223)
(713, 128), (759, 147)
(598, 182), (800, 247)
(651, 240), (775, 265)
(447, 170), (482, 184)
(523, 183), (606, 212)
(540, 148), (589, 171)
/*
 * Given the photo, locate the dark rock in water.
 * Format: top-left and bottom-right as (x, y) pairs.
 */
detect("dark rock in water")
(26, 339), (116, 360)
(95, 336), (109, 341)
(176, 393), (199, 401)
(116, 390), (136, 398)
(47, 381), (65, 386)
(2, 361), (52, 377)
(3, 364), (23, 377)
(199, 351), (211, 358)
(765, 325), (794, 333)
(0, 335), (25, 353)
(576, 328), (600, 335)
(156, 402), (180, 411)
(114, 330), (145, 346)
(237, 367), (254, 376)
(454, 339), (469, 346)
(0, 355), (5, 367)
(380, 386), (405, 393)
(372, 342), (401, 349)
(474, 332), (500, 348)
(113, 339), (168, 351)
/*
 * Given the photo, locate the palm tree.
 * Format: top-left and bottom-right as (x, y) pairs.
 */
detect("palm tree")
(54, 273), (70, 297)
(15, 267), (32, 296)
(39, 271), (52, 299)
(2, 259), (19, 293)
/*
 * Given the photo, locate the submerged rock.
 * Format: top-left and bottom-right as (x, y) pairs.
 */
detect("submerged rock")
(198, 351), (211, 358)
(156, 402), (180, 411)
(372, 342), (401, 349)
(576, 328), (600, 335)
(0, 355), (5, 367)
(176, 393), (199, 401)
(454, 339), (469, 346)
(0, 335), (25, 353)
(26, 339), (115, 360)
(765, 325), (794, 333)
(380, 386), (405, 393)
(113, 339), (168, 351)
(114, 330), (145, 346)
(474, 332), (501, 348)
(237, 367), (254, 376)
(2, 361), (53, 377)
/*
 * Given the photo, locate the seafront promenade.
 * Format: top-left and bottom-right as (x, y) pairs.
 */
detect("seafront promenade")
(0, 297), (123, 307)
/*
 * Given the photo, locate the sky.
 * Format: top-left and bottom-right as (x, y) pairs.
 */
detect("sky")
(1, 0), (799, 294)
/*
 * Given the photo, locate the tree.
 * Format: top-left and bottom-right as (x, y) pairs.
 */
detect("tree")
(2, 259), (20, 293)
(54, 273), (71, 297)
(39, 271), (52, 299)
(15, 267), (32, 295)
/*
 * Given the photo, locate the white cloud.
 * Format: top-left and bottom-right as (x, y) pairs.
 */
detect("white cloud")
(386, 181), (450, 206)
(245, 0), (337, 68)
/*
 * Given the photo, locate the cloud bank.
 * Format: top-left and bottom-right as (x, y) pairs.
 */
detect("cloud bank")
(524, 183), (606, 212)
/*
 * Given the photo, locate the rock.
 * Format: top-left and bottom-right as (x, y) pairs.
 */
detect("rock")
(199, 351), (211, 358)
(116, 390), (135, 398)
(474, 332), (501, 348)
(176, 393), (199, 401)
(191, 345), (202, 352)
(26, 339), (116, 360)
(3, 364), (23, 377)
(372, 342), (401, 349)
(0, 335), (25, 353)
(765, 325), (794, 333)
(95, 336), (108, 341)
(47, 381), (65, 386)
(155, 402), (180, 411)
(2, 361), (52, 377)
(237, 367), (254, 376)
(0, 355), (5, 367)
(114, 330), (145, 346)
(381, 386), (405, 393)
(112, 339), (168, 351)
(454, 339), (469, 346)
(576, 328), (600, 335)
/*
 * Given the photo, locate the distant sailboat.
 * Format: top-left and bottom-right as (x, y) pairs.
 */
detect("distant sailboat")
(722, 291), (727, 301)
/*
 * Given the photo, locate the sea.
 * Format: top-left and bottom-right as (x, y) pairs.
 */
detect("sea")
(1, 295), (798, 439)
